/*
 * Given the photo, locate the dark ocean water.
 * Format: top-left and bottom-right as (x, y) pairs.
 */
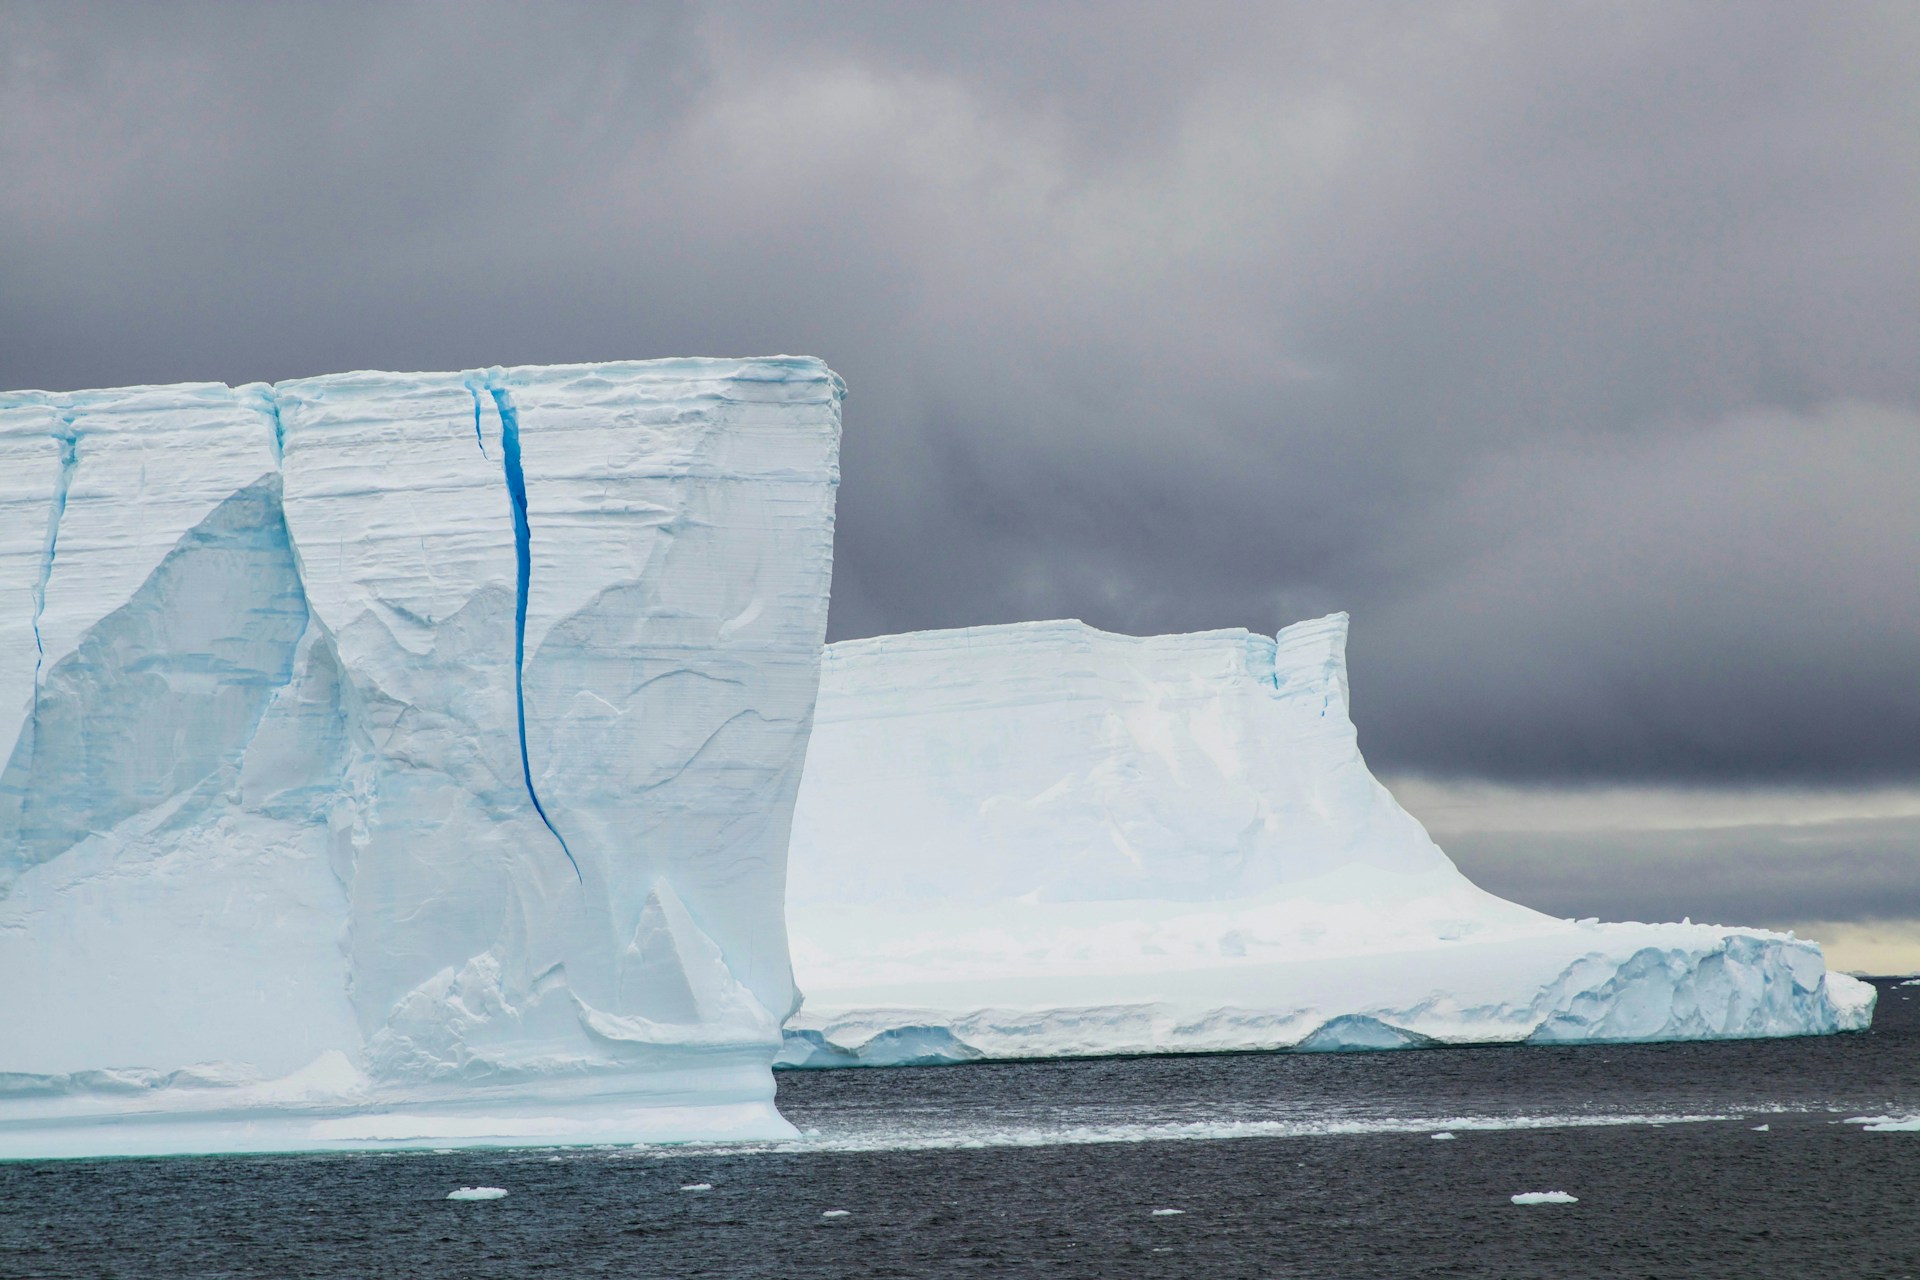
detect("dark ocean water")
(3, 981), (1917, 1279)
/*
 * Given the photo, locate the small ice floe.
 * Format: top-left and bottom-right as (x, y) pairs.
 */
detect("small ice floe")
(1751, 1124), (1770, 1132)
(1151, 1208), (1185, 1217)
(1511, 1191), (1577, 1206)
(821, 1209), (852, 1219)
(1846, 1114), (1920, 1132)
(446, 1187), (508, 1201)
(1430, 1132), (1456, 1141)
(681, 1183), (713, 1192)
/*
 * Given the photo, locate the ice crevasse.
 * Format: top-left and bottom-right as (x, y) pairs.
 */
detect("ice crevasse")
(780, 615), (1876, 1067)
(0, 359), (843, 1158)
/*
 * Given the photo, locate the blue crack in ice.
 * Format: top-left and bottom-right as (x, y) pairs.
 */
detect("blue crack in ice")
(31, 421), (80, 682)
(467, 384), (488, 458)
(489, 380), (580, 882)
(263, 392), (286, 465)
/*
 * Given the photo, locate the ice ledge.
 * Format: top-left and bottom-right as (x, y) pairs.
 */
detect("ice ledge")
(779, 926), (1877, 1068)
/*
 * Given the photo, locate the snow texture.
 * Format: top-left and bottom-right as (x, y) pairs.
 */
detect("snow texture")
(781, 615), (1875, 1067)
(0, 359), (842, 1158)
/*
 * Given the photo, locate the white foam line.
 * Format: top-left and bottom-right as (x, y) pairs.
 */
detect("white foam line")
(623, 1111), (1734, 1158)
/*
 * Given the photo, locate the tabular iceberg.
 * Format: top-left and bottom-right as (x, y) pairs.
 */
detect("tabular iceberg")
(0, 358), (842, 1157)
(782, 615), (1874, 1066)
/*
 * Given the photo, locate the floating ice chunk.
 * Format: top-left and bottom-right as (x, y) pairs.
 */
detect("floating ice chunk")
(447, 1187), (508, 1201)
(821, 1209), (851, 1218)
(1847, 1115), (1920, 1131)
(1297, 1015), (1434, 1053)
(681, 1183), (712, 1192)
(1897, 977), (1919, 987)
(1511, 1191), (1577, 1205)
(1430, 1132), (1456, 1140)
(1151, 1208), (1185, 1216)
(1751, 1124), (1770, 1132)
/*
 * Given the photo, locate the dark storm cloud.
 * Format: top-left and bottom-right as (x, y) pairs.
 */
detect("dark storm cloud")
(3, 1), (1917, 783)
(1443, 814), (1920, 931)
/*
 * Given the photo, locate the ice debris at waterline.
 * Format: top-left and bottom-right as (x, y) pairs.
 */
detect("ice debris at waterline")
(780, 615), (1874, 1067)
(0, 359), (843, 1158)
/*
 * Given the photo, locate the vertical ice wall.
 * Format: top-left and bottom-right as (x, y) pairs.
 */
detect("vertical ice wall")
(788, 614), (1475, 910)
(0, 359), (842, 1157)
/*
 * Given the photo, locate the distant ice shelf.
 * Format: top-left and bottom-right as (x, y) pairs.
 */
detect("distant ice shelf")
(0, 359), (843, 1158)
(780, 615), (1875, 1067)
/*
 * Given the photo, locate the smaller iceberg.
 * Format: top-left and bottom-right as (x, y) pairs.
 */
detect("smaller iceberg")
(1511, 1191), (1578, 1206)
(446, 1187), (509, 1201)
(782, 615), (1875, 1066)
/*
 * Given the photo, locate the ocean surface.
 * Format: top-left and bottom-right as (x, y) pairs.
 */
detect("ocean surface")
(3, 980), (1916, 1278)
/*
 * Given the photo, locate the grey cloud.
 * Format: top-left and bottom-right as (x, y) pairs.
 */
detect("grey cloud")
(2, 1), (1916, 786)
(1442, 814), (1920, 930)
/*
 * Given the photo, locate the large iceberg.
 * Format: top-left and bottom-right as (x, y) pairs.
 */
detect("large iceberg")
(0, 358), (842, 1157)
(782, 615), (1875, 1066)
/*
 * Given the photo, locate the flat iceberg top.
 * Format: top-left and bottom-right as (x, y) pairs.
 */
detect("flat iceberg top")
(0, 355), (845, 404)
(818, 614), (1347, 717)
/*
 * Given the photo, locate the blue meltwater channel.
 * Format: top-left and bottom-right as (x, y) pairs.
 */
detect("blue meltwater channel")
(489, 382), (581, 882)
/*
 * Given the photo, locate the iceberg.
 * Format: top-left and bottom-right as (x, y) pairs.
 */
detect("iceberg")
(0, 358), (842, 1158)
(781, 615), (1874, 1066)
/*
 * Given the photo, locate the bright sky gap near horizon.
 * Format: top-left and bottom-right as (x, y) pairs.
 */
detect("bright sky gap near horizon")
(3, 2), (1916, 969)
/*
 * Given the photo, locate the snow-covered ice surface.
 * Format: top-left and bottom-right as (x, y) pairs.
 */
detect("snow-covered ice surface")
(782, 615), (1874, 1067)
(0, 359), (842, 1158)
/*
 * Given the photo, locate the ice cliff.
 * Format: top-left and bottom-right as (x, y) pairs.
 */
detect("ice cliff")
(0, 358), (842, 1157)
(782, 615), (1875, 1066)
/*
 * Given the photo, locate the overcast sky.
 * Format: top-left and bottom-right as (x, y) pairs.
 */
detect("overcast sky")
(4, 2), (1916, 956)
